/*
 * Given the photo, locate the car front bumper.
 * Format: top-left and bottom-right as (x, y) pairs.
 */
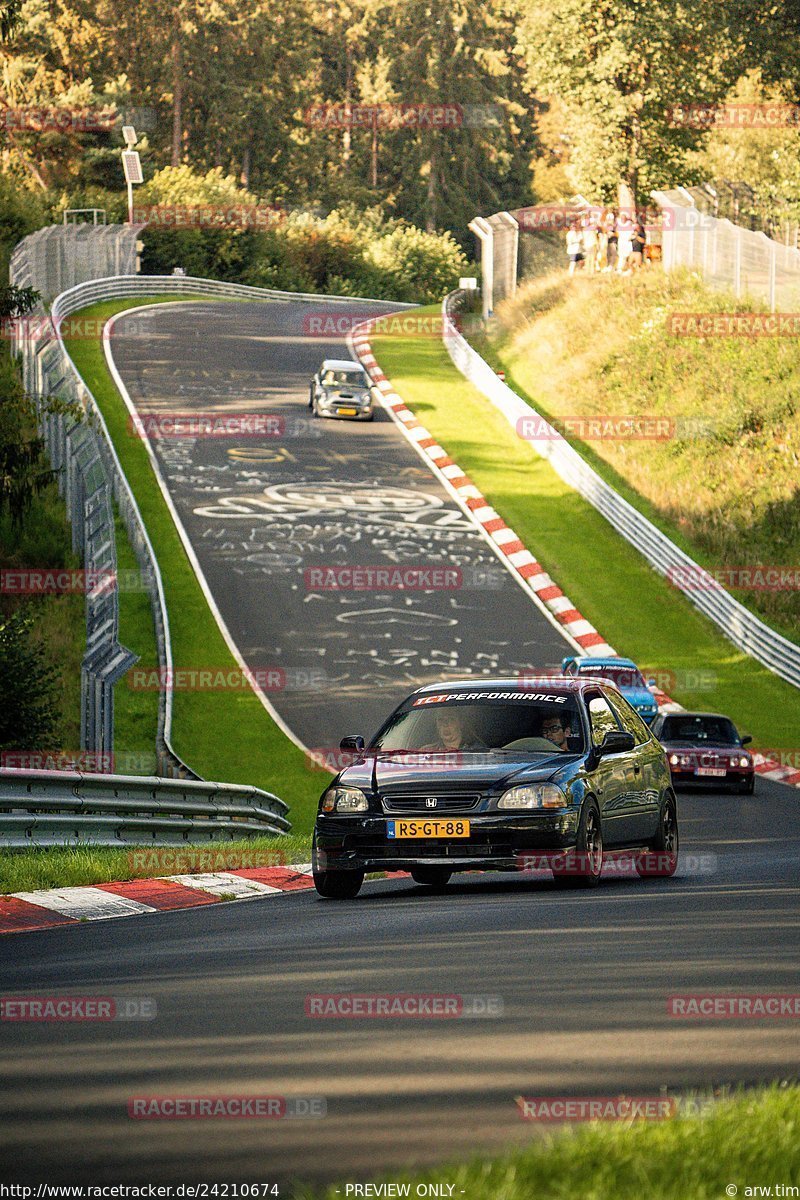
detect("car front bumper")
(668, 765), (753, 787)
(318, 401), (374, 420)
(314, 810), (581, 873)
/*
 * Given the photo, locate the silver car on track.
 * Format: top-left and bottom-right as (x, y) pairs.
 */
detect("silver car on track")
(309, 359), (375, 421)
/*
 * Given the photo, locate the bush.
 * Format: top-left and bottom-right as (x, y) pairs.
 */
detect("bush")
(137, 165), (469, 302)
(368, 224), (468, 303)
(0, 608), (60, 751)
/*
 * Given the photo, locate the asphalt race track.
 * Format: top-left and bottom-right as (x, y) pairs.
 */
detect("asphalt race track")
(108, 299), (571, 750)
(2, 298), (798, 1188)
(1, 779), (799, 1184)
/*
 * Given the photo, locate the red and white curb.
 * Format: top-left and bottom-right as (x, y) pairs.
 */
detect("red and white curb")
(0, 864), (315, 935)
(349, 320), (799, 792)
(350, 323), (615, 659)
(752, 756), (800, 787)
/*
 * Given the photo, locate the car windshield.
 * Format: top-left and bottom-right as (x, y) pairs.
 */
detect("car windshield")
(661, 716), (740, 745)
(578, 664), (645, 688)
(322, 368), (368, 387)
(371, 693), (586, 755)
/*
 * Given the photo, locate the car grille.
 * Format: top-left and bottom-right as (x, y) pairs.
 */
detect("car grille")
(381, 793), (482, 814)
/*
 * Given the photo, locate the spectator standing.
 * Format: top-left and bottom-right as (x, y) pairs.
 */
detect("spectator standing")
(566, 222), (584, 275)
(631, 219), (646, 270)
(617, 213), (633, 273)
(582, 217), (599, 274)
(604, 210), (618, 272)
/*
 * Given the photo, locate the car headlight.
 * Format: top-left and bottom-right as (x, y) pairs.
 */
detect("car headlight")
(497, 783), (566, 810)
(321, 786), (369, 814)
(669, 754), (679, 766)
(737, 756), (750, 768)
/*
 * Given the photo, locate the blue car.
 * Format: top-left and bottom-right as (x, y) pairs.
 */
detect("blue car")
(561, 656), (659, 724)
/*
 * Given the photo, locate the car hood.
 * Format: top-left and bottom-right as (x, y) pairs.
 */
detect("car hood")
(337, 752), (576, 792)
(325, 387), (369, 400)
(662, 740), (746, 758)
(621, 685), (658, 708)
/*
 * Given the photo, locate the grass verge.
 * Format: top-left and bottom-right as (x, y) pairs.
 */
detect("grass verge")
(0, 834), (313, 895)
(62, 297), (326, 836)
(372, 307), (800, 753)
(312, 1085), (799, 1200)
(479, 264), (800, 642)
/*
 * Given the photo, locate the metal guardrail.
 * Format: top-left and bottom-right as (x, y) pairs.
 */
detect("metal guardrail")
(9, 223), (411, 777)
(442, 289), (800, 690)
(0, 768), (290, 847)
(46, 273), (409, 772)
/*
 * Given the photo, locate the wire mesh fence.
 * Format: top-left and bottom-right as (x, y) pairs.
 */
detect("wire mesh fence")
(652, 190), (800, 312)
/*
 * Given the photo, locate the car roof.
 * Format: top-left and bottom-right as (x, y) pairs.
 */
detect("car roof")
(412, 677), (608, 696)
(659, 711), (733, 722)
(574, 657), (638, 669)
(320, 359), (364, 371)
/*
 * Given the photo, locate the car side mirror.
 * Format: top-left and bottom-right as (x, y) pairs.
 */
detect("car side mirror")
(597, 729), (636, 756)
(646, 678), (657, 688)
(340, 735), (365, 751)
(741, 734), (752, 746)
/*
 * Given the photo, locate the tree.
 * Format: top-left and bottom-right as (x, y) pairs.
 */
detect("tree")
(515, 0), (751, 207)
(0, 609), (60, 750)
(0, 0), (22, 42)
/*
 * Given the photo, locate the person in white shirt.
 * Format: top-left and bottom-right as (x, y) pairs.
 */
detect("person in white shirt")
(566, 222), (584, 275)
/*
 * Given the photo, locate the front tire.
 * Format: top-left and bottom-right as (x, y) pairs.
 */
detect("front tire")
(636, 794), (679, 878)
(554, 800), (603, 888)
(313, 866), (364, 899)
(410, 867), (452, 890)
(312, 835), (364, 898)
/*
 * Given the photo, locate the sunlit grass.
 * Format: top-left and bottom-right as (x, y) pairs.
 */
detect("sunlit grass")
(481, 265), (800, 642)
(373, 306), (800, 752)
(64, 298), (328, 836)
(0, 834), (313, 895)
(312, 1084), (799, 1200)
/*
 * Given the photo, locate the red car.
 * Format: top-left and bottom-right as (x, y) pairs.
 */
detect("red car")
(651, 711), (754, 793)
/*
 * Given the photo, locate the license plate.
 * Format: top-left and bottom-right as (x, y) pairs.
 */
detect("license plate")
(696, 767), (726, 777)
(387, 819), (470, 839)
(338, 407), (358, 416)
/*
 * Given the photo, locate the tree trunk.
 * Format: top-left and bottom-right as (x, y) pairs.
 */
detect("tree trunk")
(241, 144), (251, 189)
(370, 123), (378, 188)
(171, 11), (182, 167)
(618, 180), (637, 217)
(342, 42), (352, 168)
(425, 143), (437, 233)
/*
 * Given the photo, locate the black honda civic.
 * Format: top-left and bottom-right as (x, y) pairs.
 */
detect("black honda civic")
(312, 677), (678, 898)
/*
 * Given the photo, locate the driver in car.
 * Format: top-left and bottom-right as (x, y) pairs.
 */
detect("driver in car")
(541, 713), (574, 751)
(423, 709), (485, 751)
